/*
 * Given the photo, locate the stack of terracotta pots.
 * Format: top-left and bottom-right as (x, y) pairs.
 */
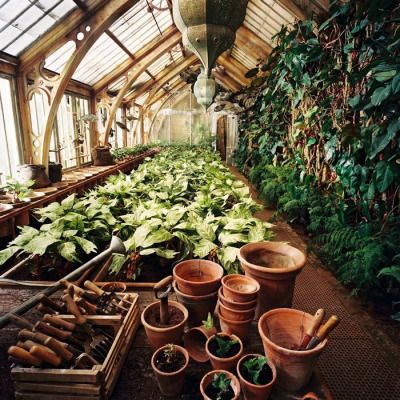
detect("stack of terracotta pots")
(217, 274), (260, 342)
(173, 259), (224, 326)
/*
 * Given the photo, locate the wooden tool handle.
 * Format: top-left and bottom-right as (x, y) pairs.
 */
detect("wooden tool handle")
(42, 314), (76, 332)
(306, 309), (325, 336)
(8, 346), (42, 367)
(17, 329), (36, 341)
(62, 294), (87, 325)
(30, 345), (62, 367)
(84, 280), (104, 296)
(60, 279), (85, 296)
(38, 303), (56, 315)
(37, 294), (65, 313)
(44, 337), (74, 362)
(19, 340), (56, 355)
(35, 321), (71, 340)
(316, 315), (340, 341)
(154, 276), (173, 291)
(76, 297), (97, 314)
(9, 314), (34, 330)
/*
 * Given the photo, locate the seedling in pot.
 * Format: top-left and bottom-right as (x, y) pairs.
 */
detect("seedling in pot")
(213, 335), (239, 358)
(202, 312), (214, 330)
(1, 177), (33, 204)
(155, 344), (186, 373)
(206, 372), (234, 400)
(242, 356), (272, 385)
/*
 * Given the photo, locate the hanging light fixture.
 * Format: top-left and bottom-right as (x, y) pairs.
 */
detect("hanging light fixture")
(173, 0), (248, 108)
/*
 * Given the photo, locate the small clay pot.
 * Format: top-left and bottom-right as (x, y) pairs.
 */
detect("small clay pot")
(200, 369), (241, 400)
(102, 282), (126, 293)
(237, 354), (276, 400)
(173, 259), (224, 296)
(141, 300), (188, 351)
(218, 287), (257, 311)
(183, 325), (217, 363)
(218, 305), (253, 343)
(218, 301), (255, 322)
(221, 274), (260, 303)
(258, 308), (327, 391)
(206, 333), (243, 372)
(173, 280), (218, 327)
(151, 344), (189, 397)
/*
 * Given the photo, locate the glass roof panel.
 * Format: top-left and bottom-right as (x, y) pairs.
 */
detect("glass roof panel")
(0, 0), (77, 55)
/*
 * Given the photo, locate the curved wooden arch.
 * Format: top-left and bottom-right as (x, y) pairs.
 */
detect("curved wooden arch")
(101, 32), (182, 145)
(40, 0), (139, 168)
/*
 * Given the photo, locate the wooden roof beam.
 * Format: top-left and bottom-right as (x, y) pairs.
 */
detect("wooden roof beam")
(277, 0), (307, 20)
(93, 25), (179, 93)
(236, 26), (272, 61)
(217, 53), (251, 87)
(20, 0), (108, 70)
(214, 70), (241, 93)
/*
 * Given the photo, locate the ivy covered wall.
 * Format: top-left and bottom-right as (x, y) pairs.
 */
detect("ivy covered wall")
(234, 0), (400, 314)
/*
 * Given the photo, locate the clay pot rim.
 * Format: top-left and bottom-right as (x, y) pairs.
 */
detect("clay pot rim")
(173, 259), (224, 287)
(238, 242), (306, 274)
(258, 308), (328, 356)
(217, 305), (253, 325)
(183, 326), (217, 363)
(141, 300), (189, 332)
(206, 333), (243, 361)
(151, 344), (189, 376)
(102, 282), (127, 292)
(221, 274), (260, 296)
(200, 369), (240, 400)
(218, 300), (256, 315)
(218, 287), (257, 308)
(236, 353), (277, 389)
(172, 280), (218, 300)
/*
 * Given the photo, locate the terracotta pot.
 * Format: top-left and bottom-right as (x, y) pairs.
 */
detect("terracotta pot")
(102, 282), (126, 292)
(173, 280), (218, 327)
(258, 308), (327, 391)
(218, 301), (255, 321)
(221, 274), (260, 303)
(237, 354), (276, 400)
(92, 147), (115, 166)
(151, 344), (189, 397)
(218, 287), (257, 311)
(183, 325), (217, 363)
(141, 300), (188, 351)
(206, 333), (243, 372)
(238, 242), (306, 316)
(217, 305), (253, 343)
(17, 164), (51, 188)
(173, 259), (224, 296)
(200, 370), (241, 400)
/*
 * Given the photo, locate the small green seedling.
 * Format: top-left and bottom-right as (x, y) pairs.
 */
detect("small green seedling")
(163, 344), (176, 364)
(202, 312), (214, 330)
(1, 177), (34, 203)
(212, 373), (231, 400)
(214, 335), (238, 358)
(243, 356), (268, 385)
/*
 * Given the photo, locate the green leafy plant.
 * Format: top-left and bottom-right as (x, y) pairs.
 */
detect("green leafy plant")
(243, 356), (268, 385)
(214, 335), (238, 358)
(202, 313), (214, 330)
(1, 177), (34, 203)
(211, 373), (232, 400)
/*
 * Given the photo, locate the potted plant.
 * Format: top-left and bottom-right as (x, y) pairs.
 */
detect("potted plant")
(183, 313), (217, 363)
(206, 332), (243, 371)
(237, 354), (276, 400)
(151, 343), (189, 397)
(141, 276), (189, 350)
(200, 370), (240, 400)
(0, 177), (33, 207)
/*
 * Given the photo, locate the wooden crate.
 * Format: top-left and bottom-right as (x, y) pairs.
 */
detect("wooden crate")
(11, 293), (140, 400)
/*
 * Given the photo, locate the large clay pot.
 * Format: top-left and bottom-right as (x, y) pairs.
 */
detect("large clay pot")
(237, 354), (276, 400)
(173, 259), (224, 296)
(238, 242), (306, 316)
(206, 333), (243, 372)
(221, 274), (260, 302)
(173, 280), (218, 327)
(258, 308), (327, 391)
(141, 300), (188, 351)
(218, 287), (257, 311)
(92, 146), (115, 166)
(218, 301), (255, 321)
(183, 325), (217, 363)
(17, 164), (51, 188)
(218, 305), (253, 343)
(200, 369), (241, 400)
(151, 344), (189, 397)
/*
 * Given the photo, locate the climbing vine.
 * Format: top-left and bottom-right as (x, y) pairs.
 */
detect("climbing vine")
(234, 0), (400, 315)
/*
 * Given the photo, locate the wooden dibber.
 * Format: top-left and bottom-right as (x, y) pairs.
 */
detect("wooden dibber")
(299, 309), (325, 350)
(306, 315), (340, 350)
(154, 276), (174, 325)
(8, 346), (42, 367)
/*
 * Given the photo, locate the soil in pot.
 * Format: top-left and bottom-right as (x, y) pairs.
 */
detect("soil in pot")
(154, 347), (186, 373)
(146, 305), (184, 328)
(208, 335), (241, 358)
(245, 249), (296, 269)
(205, 382), (235, 400)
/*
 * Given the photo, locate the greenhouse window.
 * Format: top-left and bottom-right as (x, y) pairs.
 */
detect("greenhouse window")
(0, 74), (22, 180)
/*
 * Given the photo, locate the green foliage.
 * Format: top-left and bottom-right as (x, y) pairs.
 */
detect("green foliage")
(111, 144), (154, 161)
(202, 313), (214, 330)
(1, 177), (34, 202)
(243, 356), (268, 385)
(211, 373), (231, 400)
(214, 335), (238, 358)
